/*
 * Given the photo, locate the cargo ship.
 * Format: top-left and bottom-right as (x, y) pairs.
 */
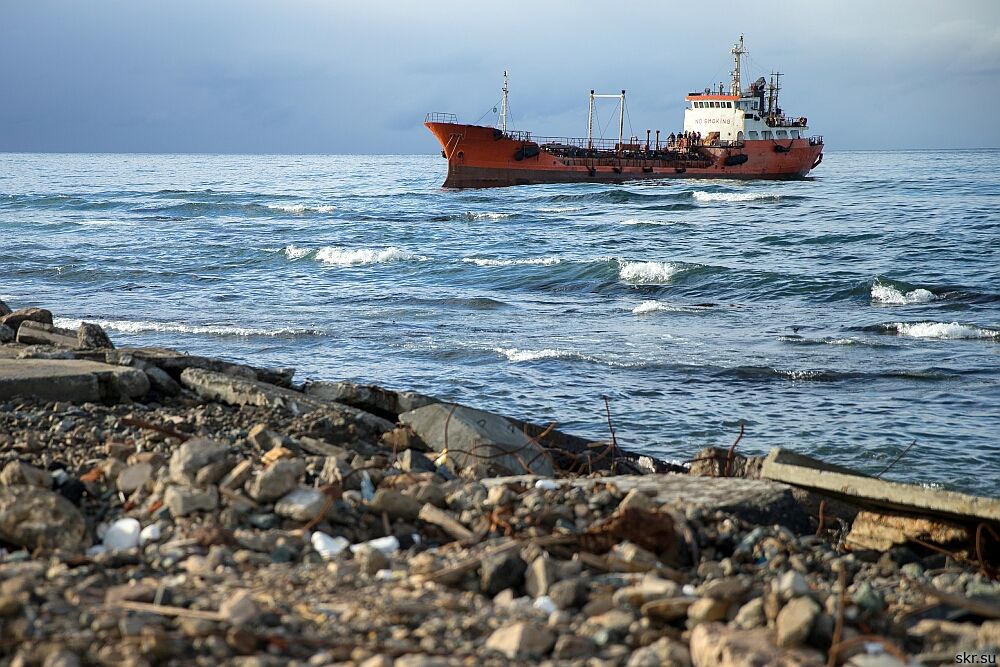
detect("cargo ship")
(425, 36), (823, 188)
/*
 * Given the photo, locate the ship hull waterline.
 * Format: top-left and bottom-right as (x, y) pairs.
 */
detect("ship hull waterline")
(426, 122), (823, 189)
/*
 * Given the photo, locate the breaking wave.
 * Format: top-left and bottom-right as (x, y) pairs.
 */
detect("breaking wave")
(463, 212), (515, 221)
(462, 257), (561, 267)
(619, 261), (684, 284)
(53, 317), (321, 338)
(265, 203), (335, 214)
(268, 245), (428, 265)
(493, 347), (577, 363)
(871, 280), (936, 305)
(693, 191), (782, 203)
(879, 321), (1000, 340)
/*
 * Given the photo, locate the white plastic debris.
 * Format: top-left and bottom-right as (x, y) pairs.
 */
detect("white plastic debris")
(534, 479), (559, 491)
(533, 596), (558, 614)
(103, 518), (141, 551)
(682, 584), (697, 597)
(350, 535), (399, 556)
(86, 545), (107, 557)
(311, 531), (350, 560)
(139, 523), (161, 545)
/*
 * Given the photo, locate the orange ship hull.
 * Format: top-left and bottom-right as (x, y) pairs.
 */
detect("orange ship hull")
(426, 122), (823, 188)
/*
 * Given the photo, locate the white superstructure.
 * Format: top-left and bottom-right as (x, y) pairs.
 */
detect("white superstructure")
(682, 36), (809, 145)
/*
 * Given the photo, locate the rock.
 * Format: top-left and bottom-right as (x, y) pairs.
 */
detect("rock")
(111, 346), (294, 387)
(733, 597), (766, 629)
(246, 459), (304, 502)
(776, 596), (821, 648)
(143, 366), (181, 396)
(627, 636), (692, 667)
(354, 545), (388, 575)
(219, 589), (257, 626)
(613, 578), (681, 608)
(0, 307), (53, 333)
(77, 322), (114, 350)
(274, 487), (327, 521)
(42, 650), (80, 667)
(169, 438), (229, 486)
(689, 446), (764, 479)
(399, 403), (555, 476)
(248, 424), (283, 450)
(549, 578), (587, 610)
(368, 488), (422, 521)
(777, 571), (809, 600)
(687, 597), (730, 626)
(398, 449), (435, 473)
(0, 324), (13, 343)
(485, 621), (555, 660)
(0, 299), (10, 317)
(851, 581), (884, 613)
(845, 510), (968, 551)
(552, 634), (595, 660)
(16, 321), (78, 347)
(480, 550), (527, 596)
(220, 460), (253, 491)
(701, 576), (749, 602)
(0, 485), (87, 551)
(525, 555), (559, 597)
(304, 380), (437, 418)
(116, 462), (152, 493)
(181, 368), (393, 435)
(164, 485), (219, 517)
(103, 518), (141, 551)
(0, 461), (52, 488)
(619, 488), (657, 512)
(0, 358), (149, 402)
(641, 597), (696, 621)
(692, 624), (824, 667)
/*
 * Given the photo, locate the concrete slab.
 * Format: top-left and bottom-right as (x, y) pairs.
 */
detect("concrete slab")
(482, 473), (811, 531)
(0, 358), (150, 402)
(761, 448), (1000, 523)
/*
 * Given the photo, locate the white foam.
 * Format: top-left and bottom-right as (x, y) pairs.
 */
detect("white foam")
(889, 322), (1000, 339)
(462, 257), (561, 267)
(494, 347), (572, 363)
(283, 244), (311, 260)
(871, 281), (936, 305)
(314, 246), (427, 266)
(265, 203), (335, 214)
(693, 191), (779, 203)
(53, 317), (316, 337)
(465, 212), (514, 220)
(632, 300), (679, 314)
(538, 206), (583, 213)
(619, 261), (683, 283)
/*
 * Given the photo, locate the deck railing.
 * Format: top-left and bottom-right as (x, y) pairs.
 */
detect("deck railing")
(424, 112), (458, 124)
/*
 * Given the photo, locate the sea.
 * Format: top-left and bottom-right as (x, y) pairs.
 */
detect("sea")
(1, 151), (998, 494)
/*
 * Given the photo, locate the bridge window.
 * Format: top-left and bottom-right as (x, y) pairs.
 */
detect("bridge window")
(776, 130), (787, 138)
(791, 130), (800, 138)
(749, 131), (759, 139)
(763, 131), (773, 139)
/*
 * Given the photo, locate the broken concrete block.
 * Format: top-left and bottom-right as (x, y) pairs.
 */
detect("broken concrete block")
(0, 307), (53, 333)
(16, 321), (78, 348)
(0, 359), (149, 402)
(845, 510), (968, 552)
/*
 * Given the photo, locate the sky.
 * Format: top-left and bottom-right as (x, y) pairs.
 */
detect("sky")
(1, 0), (998, 153)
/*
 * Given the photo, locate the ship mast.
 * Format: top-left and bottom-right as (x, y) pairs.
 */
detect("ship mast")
(499, 71), (509, 133)
(730, 34), (746, 96)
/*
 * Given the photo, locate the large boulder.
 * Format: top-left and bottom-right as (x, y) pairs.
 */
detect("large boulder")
(689, 623), (823, 667)
(0, 307), (53, 334)
(77, 322), (115, 350)
(0, 485), (87, 552)
(0, 359), (149, 402)
(399, 403), (555, 477)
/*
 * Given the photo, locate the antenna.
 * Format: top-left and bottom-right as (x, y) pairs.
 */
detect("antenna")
(499, 71), (509, 133)
(730, 34), (746, 96)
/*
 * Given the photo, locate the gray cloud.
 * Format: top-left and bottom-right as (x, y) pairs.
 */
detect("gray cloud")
(1, 0), (997, 152)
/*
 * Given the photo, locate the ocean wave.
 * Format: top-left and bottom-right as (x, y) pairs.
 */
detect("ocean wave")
(462, 257), (561, 267)
(880, 321), (1000, 340)
(493, 347), (577, 363)
(693, 191), (781, 203)
(53, 317), (321, 338)
(265, 203), (335, 214)
(871, 280), (936, 305)
(619, 261), (684, 284)
(620, 218), (682, 226)
(282, 244), (312, 260)
(537, 206), (583, 213)
(463, 212), (515, 221)
(631, 300), (689, 314)
(315, 246), (428, 266)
